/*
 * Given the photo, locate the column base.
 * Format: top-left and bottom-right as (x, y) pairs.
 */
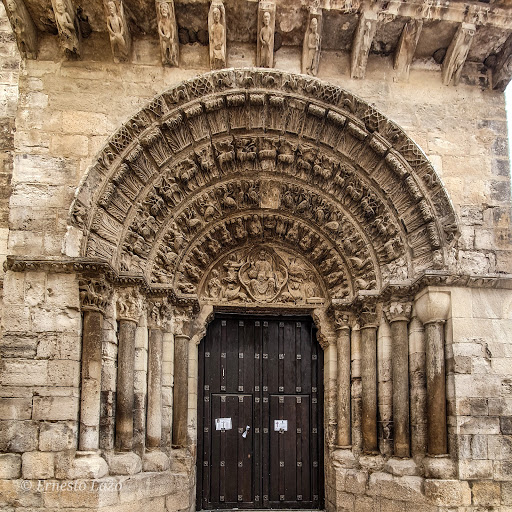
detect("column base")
(66, 451), (109, 479)
(107, 451), (142, 475)
(332, 447), (357, 468)
(143, 450), (170, 472)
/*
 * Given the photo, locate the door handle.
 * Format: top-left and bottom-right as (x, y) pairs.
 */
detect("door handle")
(242, 425), (250, 438)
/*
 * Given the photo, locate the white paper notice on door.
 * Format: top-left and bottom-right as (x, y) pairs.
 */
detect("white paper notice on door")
(274, 419), (288, 431)
(215, 418), (232, 430)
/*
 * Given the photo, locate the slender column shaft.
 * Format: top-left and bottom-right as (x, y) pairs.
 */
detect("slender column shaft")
(361, 324), (378, 452)
(336, 322), (351, 447)
(79, 310), (104, 451)
(172, 333), (190, 448)
(409, 316), (427, 456)
(324, 341), (338, 446)
(147, 326), (163, 450)
(116, 319), (137, 451)
(425, 321), (448, 455)
(391, 319), (410, 457)
(377, 317), (393, 456)
(351, 325), (362, 453)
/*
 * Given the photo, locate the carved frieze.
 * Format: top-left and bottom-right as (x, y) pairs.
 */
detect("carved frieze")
(80, 278), (113, 314)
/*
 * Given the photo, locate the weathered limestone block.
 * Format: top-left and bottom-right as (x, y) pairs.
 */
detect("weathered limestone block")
(384, 458), (419, 477)
(0, 420), (39, 452)
(32, 396), (79, 421)
(472, 481), (501, 506)
(143, 450), (170, 472)
(107, 451), (142, 475)
(0, 397), (32, 419)
(0, 453), (21, 479)
(65, 452), (109, 479)
(423, 457), (456, 479)
(368, 472), (425, 503)
(22, 451), (55, 479)
(424, 479), (471, 506)
(345, 469), (368, 494)
(39, 422), (76, 451)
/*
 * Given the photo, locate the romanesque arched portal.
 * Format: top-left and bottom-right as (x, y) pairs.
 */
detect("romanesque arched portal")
(69, 69), (459, 511)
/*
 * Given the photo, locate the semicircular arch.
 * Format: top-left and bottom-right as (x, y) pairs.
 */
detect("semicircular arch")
(69, 68), (459, 304)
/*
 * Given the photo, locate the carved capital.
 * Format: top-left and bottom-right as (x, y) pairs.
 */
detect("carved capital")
(384, 301), (412, 323)
(79, 278), (112, 314)
(116, 287), (143, 322)
(147, 298), (164, 328)
(415, 290), (451, 326)
(359, 304), (378, 329)
(172, 306), (195, 337)
(334, 310), (351, 331)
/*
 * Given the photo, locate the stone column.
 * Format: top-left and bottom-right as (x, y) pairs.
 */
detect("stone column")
(172, 307), (193, 448)
(335, 311), (351, 448)
(415, 290), (451, 456)
(409, 313), (427, 456)
(74, 278), (110, 478)
(385, 301), (412, 458)
(360, 306), (378, 453)
(143, 300), (170, 472)
(350, 322), (363, 453)
(111, 287), (142, 475)
(377, 314), (393, 456)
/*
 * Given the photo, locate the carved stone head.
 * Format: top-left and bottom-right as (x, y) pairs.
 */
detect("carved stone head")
(310, 17), (318, 32)
(107, 1), (117, 15)
(6, 0), (16, 13)
(55, 0), (66, 14)
(160, 2), (169, 17)
(263, 11), (271, 26)
(212, 7), (220, 23)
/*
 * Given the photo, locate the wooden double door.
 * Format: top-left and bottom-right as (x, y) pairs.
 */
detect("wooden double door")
(197, 315), (324, 510)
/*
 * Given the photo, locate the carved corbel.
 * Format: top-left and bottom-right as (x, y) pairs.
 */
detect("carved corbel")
(50, 0), (81, 57)
(156, 0), (178, 67)
(3, 0), (38, 59)
(103, 0), (131, 63)
(350, 11), (377, 79)
(441, 23), (475, 86)
(208, 0), (226, 70)
(116, 287), (143, 323)
(302, 7), (322, 76)
(79, 278), (112, 315)
(257, 0), (276, 68)
(393, 19), (422, 80)
(492, 33), (512, 92)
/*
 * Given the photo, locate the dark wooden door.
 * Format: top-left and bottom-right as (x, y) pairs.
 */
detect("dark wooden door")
(197, 315), (324, 510)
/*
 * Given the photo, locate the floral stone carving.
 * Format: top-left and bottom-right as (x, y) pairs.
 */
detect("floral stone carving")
(201, 246), (325, 305)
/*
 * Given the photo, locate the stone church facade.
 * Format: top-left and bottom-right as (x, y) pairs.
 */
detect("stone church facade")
(0, 0), (511, 511)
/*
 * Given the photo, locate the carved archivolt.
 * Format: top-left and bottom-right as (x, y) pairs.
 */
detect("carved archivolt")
(70, 69), (459, 305)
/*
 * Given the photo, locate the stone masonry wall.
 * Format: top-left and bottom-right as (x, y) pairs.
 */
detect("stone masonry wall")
(0, 6), (511, 512)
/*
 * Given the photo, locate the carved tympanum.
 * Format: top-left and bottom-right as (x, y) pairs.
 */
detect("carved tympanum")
(201, 246), (326, 305)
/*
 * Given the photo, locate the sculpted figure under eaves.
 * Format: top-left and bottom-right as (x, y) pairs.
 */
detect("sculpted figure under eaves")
(305, 17), (320, 76)
(259, 11), (273, 68)
(106, 1), (128, 63)
(53, 0), (80, 56)
(209, 6), (226, 69)
(157, 1), (178, 66)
